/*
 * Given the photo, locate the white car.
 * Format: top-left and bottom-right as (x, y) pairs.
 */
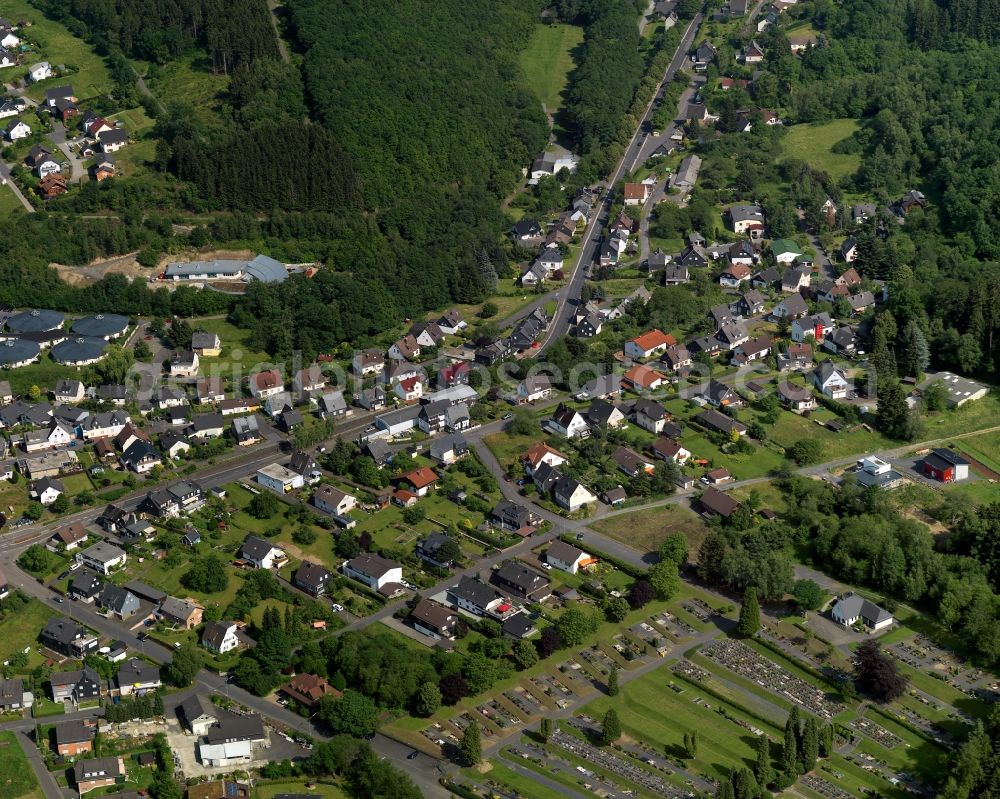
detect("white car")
(331, 603), (345, 612)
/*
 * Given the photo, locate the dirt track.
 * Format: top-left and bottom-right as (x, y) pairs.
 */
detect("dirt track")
(51, 248), (257, 287)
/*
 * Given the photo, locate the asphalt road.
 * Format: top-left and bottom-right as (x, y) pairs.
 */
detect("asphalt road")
(537, 13), (704, 353)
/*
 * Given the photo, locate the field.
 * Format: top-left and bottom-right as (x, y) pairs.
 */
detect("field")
(185, 317), (274, 386)
(518, 23), (583, 113)
(780, 118), (861, 183)
(0, 599), (56, 666)
(0, 184), (27, 218)
(1, 353), (81, 397)
(591, 503), (710, 558)
(758, 404), (896, 460)
(6, 0), (113, 101)
(0, 731), (44, 799)
(255, 781), (347, 799)
(953, 429), (1000, 474)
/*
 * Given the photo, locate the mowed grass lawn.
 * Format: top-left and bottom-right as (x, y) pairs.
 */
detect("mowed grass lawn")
(518, 23), (583, 112)
(255, 782), (347, 799)
(591, 504), (710, 559)
(7, 0), (113, 101)
(0, 731), (44, 799)
(780, 118), (861, 183)
(584, 665), (775, 782)
(187, 317), (274, 386)
(0, 600), (56, 665)
(0, 184), (27, 218)
(953, 429), (1000, 474)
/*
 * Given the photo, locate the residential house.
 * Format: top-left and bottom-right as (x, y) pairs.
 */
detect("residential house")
(249, 369), (284, 398)
(5, 118), (30, 140)
(409, 599), (459, 641)
(79, 411), (129, 442)
(813, 362), (850, 398)
(197, 377), (226, 404)
(586, 398), (626, 429)
(342, 554), (403, 594)
(630, 398), (668, 434)
(625, 329), (675, 360)
(777, 381), (816, 413)
(74, 756), (125, 794)
(49, 522), (88, 551)
(676, 244), (708, 268)
(429, 432), (468, 465)
(733, 289), (766, 317)
(202, 621), (240, 654)
(699, 486), (741, 519)
(120, 440), (161, 474)
(491, 500), (540, 534)
(22, 418), (73, 452)
(189, 413), (225, 440)
(851, 203), (877, 225)
(446, 577), (512, 619)
(780, 266), (811, 293)
(552, 474), (597, 512)
(191, 331), (221, 356)
(671, 154), (701, 189)
(114, 659), (160, 696)
(75, 541), (127, 575)
(777, 342), (813, 372)
(694, 408), (747, 437)
(50, 667), (101, 704)
(292, 364), (326, 396)
(661, 344), (692, 372)
(548, 403), (590, 438)
(68, 572), (103, 603)
(159, 596), (203, 629)
(772, 291), (808, 320)
(180, 695), (219, 736)
(751, 266), (781, 289)
(389, 334), (421, 361)
(436, 309), (467, 334)
(701, 379), (742, 408)
(719, 263), (752, 288)
(521, 442), (568, 475)
(139, 481), (204, 518)
(98, 128), (128, 153)
(415, 533), (460, 568)
(313, 485), (358, 517)
(436, 360), (471, 389)
(612, 446), (654, 478)
(231, 415), (262, 446)
(511, 219), (543, 244)
(397, 466), (438, 496)
(824, 326), (859, 357)
(280, 673), (340, 710)
(515, 374), (554, 404)
(0, 677), (28, 712)
(663, 264), (689, 285)
(716, 321), (750, 351)
(490, 561), (551, 601)
(98, 585), (139, 619)
(771, 239), (803, 263)
(623, 364), (668, 392)
(293, 561), (334, 597)
(792, 312), (834, 342)
(623, 182), (651, 206)
(169, 350), (199, 378)
(726, 204), (765, 235)
(840, 236), (858, 263)
(848, 291), (876, 314)
(546, 541), (594, 574)
(317, 390), (350, 419)
(353, 348), (385, 376)
(652, 437), (691, 464)
(40, 618), (99, 658)
(238, 535), (287, 569)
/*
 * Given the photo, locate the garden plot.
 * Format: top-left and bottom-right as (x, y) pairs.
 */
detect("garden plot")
(848, 716), (902, 749)
(701, 639), (844, 719)
(632, 621), (674, 655)
(504, 687), (543, 716)
(476, 700), (521, 731)
(579, 646), (619, 676)
(611, 632), (647, 662)
(653, 610), (696, 637)
(420, 721), (455, 747)
(682, 598), (715, 623)
(552, 728), (690, 799)
(803, 774), (856, 799)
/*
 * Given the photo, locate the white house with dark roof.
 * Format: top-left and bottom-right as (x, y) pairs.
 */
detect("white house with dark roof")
(342, 554), (402, 593)
(830, 592), (893, 631)
(75, 541), (127, 575)
(238, 535), (286, 569)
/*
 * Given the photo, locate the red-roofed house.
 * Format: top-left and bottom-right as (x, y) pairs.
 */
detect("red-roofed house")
(397, 467), (439, 496)
(249, 369), (283, 398)
(623, 364), (668, 392)
(520, 442), (568, 475)
(394, 375), (423, 402)
(624, 329), (676, 360)
(437, 360), (471, 388)
(623, 183), (651, 206)
(280, 673), (341, 710)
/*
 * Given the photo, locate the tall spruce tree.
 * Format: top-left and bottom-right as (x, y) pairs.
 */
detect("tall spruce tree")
(736, 587), (761, 637)
(801, 716), (819, 772)
(754, 733), (773, 787)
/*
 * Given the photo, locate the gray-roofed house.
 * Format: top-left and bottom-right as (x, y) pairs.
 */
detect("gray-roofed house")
(98, 585), (140, 619)
(293, 561), (333, 597)
(115, 658), (161, 696)
(180, 694), (218, 736)
(490, 561), (551, 601)
(830, 592), (894, 631)
(159, 596), (203, 629)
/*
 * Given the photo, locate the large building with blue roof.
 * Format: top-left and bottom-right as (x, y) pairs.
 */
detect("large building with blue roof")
(163, 254), (288, 284)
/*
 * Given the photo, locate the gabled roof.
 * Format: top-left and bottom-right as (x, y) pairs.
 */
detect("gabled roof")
(399, 466), (437, 489)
